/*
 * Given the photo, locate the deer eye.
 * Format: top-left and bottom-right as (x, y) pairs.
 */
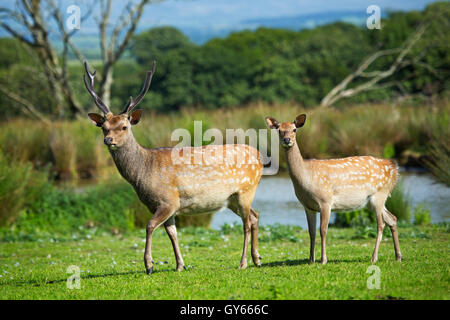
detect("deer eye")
(293, 128), (297, 133)
(122, 126), (127, 131)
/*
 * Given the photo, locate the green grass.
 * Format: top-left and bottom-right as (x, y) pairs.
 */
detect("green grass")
(0, 224), (448, 299)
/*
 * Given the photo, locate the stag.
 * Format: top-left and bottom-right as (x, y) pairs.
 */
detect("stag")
(84, 61), (263, 274)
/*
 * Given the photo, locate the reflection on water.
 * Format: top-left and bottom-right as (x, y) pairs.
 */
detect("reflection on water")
(210, 171), (450, 230)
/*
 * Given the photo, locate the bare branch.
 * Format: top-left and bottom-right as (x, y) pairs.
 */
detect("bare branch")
(320, 23), (428, 108)
(0, 86), (49, 122)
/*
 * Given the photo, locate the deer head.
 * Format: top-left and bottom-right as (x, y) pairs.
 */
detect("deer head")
(265, 114), (306, 148)
(84, 61), (156, 150)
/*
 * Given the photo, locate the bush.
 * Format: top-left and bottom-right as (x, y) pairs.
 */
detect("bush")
(0, 152), (51, 227)
(1, 180), (136, 239)
(413, 204), (432, 226)
(422, 109), (450, 186)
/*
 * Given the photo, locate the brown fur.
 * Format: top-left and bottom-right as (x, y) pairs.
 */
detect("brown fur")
(89, 112), (263, 274)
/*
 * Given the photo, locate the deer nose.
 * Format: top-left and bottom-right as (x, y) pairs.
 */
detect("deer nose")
(104, 137), (113, 145)
(283, 138), (291, 144)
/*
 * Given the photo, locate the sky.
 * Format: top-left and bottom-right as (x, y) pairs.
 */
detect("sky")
(142, 0), (437, 29)
(0, 0), (440, 43)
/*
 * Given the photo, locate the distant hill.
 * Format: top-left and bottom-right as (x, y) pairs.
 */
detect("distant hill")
(176, 10), (371, 44)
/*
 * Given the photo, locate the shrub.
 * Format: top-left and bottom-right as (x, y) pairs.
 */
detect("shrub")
(413, 204), (432, 226)
(0, 152), (50, 227)
(421, 108), (450, 186)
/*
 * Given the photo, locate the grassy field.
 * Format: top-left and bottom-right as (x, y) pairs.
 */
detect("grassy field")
(0, 224), (448, 300)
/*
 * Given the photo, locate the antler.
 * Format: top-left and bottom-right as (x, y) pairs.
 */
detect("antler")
(83, 61), (111, 115)
(120, 60), (156, 114)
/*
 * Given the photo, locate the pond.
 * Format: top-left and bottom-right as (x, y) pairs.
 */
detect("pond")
(210, 170), (450, 230)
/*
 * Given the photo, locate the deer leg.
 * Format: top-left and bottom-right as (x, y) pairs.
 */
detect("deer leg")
(305, 209), (317, 263)
(239, 206), (252, 270)
(371, 207), (386, 263)
(383, 208), (402, 261)
(144, 206), (174, 275)
(164, 216), (185, 271)
(319, 204), (331, 265)
(250, 208), (261, 267)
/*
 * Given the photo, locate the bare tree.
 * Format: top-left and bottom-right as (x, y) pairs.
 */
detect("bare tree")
(0, 0), (152, 119)
(96, 0), (150, 107)
(320, 24), (428, 108)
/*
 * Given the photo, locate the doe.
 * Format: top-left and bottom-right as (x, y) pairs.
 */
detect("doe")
(265, 114), (402, 264)
(84, 61), (263, 274)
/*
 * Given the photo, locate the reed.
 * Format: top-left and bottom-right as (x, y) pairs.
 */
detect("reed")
(0, 101), (447, 181)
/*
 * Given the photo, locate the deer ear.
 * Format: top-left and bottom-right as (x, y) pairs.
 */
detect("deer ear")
(88, 113), (104, 127)
(129, 109), (143, 125)
(265, 117), (280, 129)
(294, 114), (306, 128)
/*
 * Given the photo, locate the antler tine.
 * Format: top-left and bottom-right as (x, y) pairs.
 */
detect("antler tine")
(121, 60), (156, 114)
(83, 61), (110, 115)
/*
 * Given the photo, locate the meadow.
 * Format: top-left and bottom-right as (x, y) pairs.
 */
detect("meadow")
(0, 224), (448, 300)
(0, 101), (448, 300)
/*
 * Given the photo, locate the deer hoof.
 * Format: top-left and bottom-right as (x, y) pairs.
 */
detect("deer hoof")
(176, 265), (186, 272)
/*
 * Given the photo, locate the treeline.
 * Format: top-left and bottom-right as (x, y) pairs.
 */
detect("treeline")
(0, 2), (448, 118)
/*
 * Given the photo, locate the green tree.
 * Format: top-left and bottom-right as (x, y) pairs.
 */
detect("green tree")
(131, 26), (194, 63)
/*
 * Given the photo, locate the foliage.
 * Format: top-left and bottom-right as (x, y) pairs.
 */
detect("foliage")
(413, 204), (432, 226)
(131, 26), (194, 64)
(0, 152), (51, 227)
(421, 108), (450, 185)
(3, 3), (448, 119)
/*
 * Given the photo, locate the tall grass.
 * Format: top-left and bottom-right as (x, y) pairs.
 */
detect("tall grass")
(0, 101), (448, 181)
(420, 108), (450, 185)
(0, 152), (50, 227)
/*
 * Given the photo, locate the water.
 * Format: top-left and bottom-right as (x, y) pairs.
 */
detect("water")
(210, 171), (450, 230)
